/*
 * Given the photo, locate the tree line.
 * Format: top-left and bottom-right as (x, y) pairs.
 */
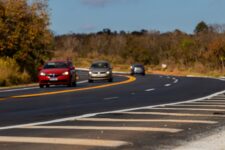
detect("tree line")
(55, 22), (225, 73)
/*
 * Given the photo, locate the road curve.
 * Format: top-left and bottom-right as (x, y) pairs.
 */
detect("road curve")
(0, 71), (224, 127)
(0, 71), (224, 150)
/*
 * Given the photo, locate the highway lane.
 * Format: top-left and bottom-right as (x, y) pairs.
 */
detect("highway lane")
(0, 71), (224, 149)
(0, 71), (224, 127)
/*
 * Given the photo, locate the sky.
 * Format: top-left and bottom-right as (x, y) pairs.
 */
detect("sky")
(48, 0), (225, 35)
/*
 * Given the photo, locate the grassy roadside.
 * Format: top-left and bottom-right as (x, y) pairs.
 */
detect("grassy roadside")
(0, 57), (224, 89)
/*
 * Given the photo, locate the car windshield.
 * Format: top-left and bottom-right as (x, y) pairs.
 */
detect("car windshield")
(43, 62), (68, 69)
(134, 64), (143, 68)
(91, 63), (109, 68)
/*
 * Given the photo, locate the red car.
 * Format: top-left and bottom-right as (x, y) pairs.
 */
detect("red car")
(38, 60), (77, 88)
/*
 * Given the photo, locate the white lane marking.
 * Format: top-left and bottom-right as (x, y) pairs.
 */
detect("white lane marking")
(189, 102), (225, 105)
(22, 126), (182, 133)
(0, 90), (225, 130)
(175, 104), (225, 108)
(150, 107), (225, 112)
(164, 84), (171, 87)
(145, 88), (155, 92)
(103, 97), (119, 100)
(77, 118), (217, 124)
(209, 97), (225, 99)
(0, 136), (131, 147)
(77, 80), (88, 84)
(202, 100), (225, 102)
(117, 112), (225, 117)
(0, 87), (39, 93)
(0, 80), (88, 93)
(174, 79), (179, 83)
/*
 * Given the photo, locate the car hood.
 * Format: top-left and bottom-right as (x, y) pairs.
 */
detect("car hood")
(41, 68), (69, 74)
(89, 68), (110, 72)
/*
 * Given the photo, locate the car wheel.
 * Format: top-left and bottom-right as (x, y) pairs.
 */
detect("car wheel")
(46, 84), (50, 88)
(108, 78), (113, 82)
(39, 84), (44, 88)
(72, 81), (77, 87)
(88, 79), (93, 83)
(142, 72), (146, 76)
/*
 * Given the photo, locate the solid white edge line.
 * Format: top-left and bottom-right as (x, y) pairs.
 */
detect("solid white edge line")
(0, 80), (88, 93)
(0, 89), (225, 130)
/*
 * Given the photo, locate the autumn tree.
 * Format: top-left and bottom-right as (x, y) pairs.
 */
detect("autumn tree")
(0, 0), (53, 79)
(207, 37), (225, 71)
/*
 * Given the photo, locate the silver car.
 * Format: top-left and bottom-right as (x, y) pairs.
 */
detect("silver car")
(88, 61), (113, 83)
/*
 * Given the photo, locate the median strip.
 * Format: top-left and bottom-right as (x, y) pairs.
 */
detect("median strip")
(0, 136), (131, 148)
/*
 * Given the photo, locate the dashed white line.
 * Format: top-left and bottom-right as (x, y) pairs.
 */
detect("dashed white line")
(164, 84), (171, 87)
(145, 88), (155, 92)
(0, 136), (131, 148)
(174, 79), (179, 83)
(103, 97), (119, 100)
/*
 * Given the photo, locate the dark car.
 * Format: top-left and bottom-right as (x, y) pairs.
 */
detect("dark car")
(130, 64), (145, 75)
(38, 60), (77, 88)
(88, 61), (113, 83)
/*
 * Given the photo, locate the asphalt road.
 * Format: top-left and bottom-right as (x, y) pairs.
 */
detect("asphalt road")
(0, 70), (224, 150)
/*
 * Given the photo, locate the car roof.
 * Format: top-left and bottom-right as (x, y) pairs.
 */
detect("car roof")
(92, 60), (109, 64)
(132, 63), (143, 66)
(46, 60), (69, 63)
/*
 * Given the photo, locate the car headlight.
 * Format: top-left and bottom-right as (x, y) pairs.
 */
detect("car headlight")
(62, 71), (69, 75)
(89, 71), (92, 75)
(130, 66), (133, 69)
(40, 72), (46, 76)
(106, 71), (110, 74)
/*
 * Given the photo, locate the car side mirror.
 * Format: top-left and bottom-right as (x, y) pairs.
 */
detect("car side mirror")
(70, 66), (75, 70)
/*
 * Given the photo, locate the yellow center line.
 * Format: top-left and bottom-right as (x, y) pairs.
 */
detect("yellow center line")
(10, 75), (136, 99)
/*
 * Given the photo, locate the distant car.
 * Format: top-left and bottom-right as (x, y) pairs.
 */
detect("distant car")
(130, 64), (145, 75)
(88, 61), (113, 83)
(38, 60), (77, 88)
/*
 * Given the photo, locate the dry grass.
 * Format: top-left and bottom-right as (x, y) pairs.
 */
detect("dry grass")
(53, 50), (225, 78)
(0, 58), (31, 86)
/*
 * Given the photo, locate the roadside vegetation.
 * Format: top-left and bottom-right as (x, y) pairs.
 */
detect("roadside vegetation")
(54, 22), (225, 77)
(0, 1), (224, 87)
(0, 0), (53, 86)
